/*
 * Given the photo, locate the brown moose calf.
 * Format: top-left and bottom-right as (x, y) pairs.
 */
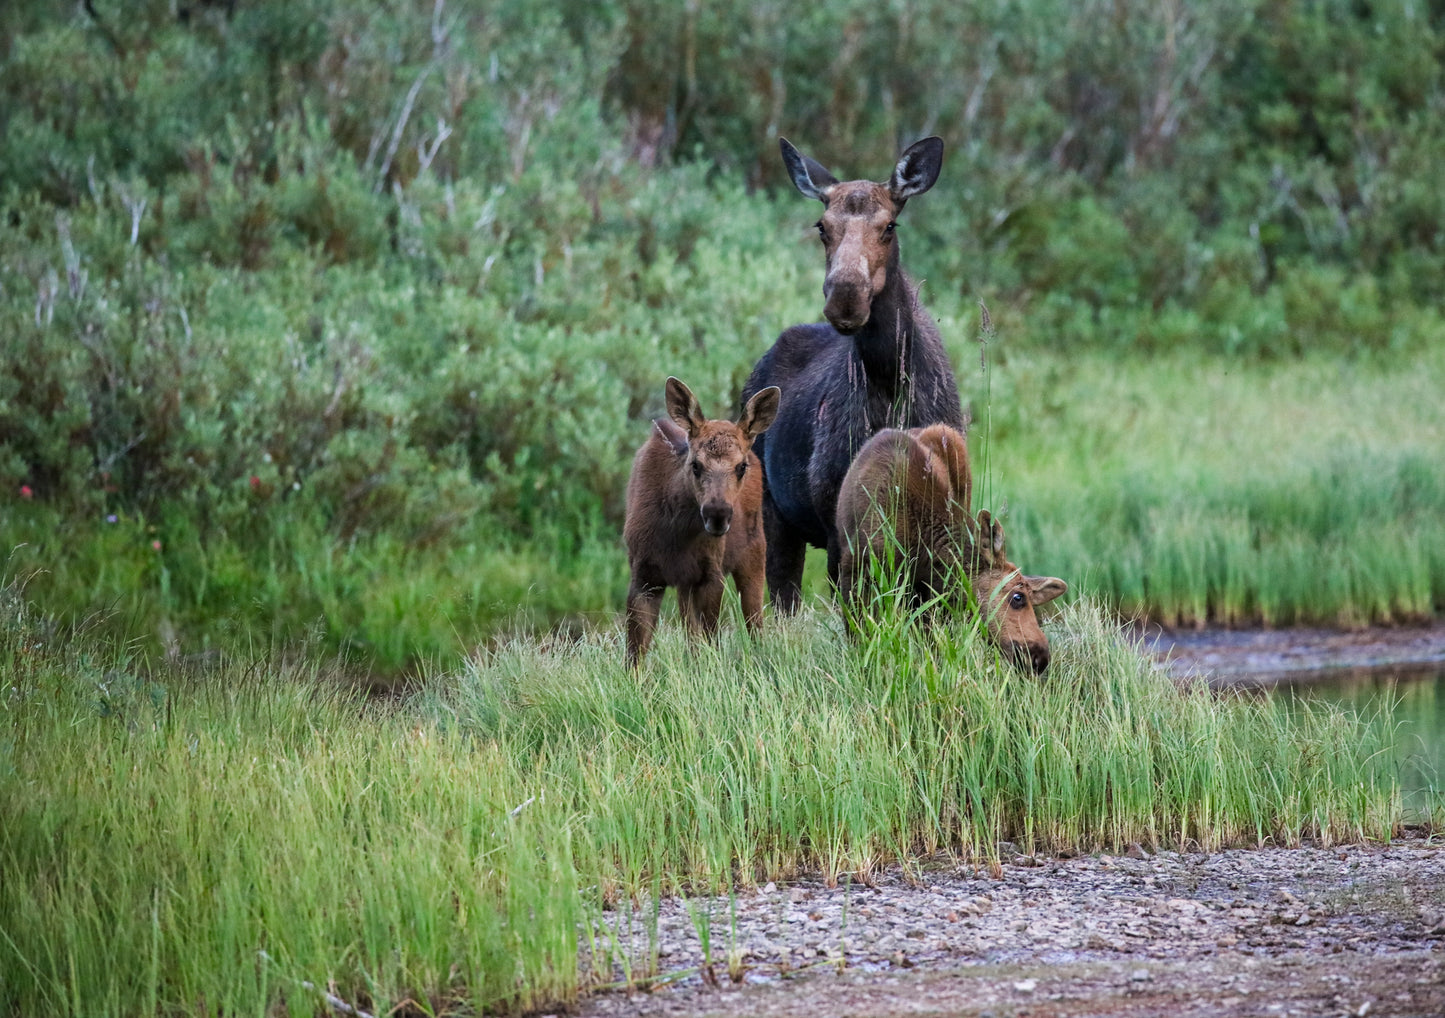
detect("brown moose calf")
(835, 424), (1067, 673)
(624, 377), (781, 666)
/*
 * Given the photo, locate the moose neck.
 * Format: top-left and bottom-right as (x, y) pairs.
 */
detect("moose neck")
(851, 249), (917, 392)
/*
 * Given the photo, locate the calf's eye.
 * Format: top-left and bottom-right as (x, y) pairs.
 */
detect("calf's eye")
(1010, 591), (1027, 609)
(735, 462), (747, 480)
(691, 461), (704, 477)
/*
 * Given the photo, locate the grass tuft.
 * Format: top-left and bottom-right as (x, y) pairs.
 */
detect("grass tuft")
(0, 583), (1415, 1015)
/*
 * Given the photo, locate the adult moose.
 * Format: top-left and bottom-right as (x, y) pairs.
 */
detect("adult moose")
(741, 136), (965, 613)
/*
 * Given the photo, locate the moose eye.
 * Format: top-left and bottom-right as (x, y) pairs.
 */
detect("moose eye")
(883, 221), (896, 237)
(1009, 591), (1027, 610)
(815, 221), (826, 241)
(691, 460), (704, 477)
(735, 462), (747, 481)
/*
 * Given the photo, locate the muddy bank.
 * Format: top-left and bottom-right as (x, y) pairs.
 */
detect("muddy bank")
(1135, 620), (1445, 686)
(575, 836), (1445, 1018)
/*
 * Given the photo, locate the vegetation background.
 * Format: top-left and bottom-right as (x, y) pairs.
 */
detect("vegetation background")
(3, 5), (1444, 1014)
(3, 0), (1445, 670)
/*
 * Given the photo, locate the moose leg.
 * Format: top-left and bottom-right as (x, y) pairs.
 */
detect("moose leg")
(626, 577), (665, 667)
(835, 542), (858, 612)
(763, 498), (807, 615)
(825, 533), (845, 592)
(684, 575), (726, 641)
(734, 546), (767, 637)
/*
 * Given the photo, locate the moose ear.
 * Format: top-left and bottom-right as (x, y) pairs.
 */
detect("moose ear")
(739, 386), (781, 439)
(976, 508), (1006, 561)
(664, 376), (706, 436)
(888, 136), (944, 203)
(780, 137), (838, 202)
(653, 417), (689, 457)
(1025, 576), (1068, 607)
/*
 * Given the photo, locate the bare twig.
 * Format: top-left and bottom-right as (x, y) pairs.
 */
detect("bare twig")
(55, 214), (87, 302)
(415, 118), (453, 176)
(375, 63), (435, 192)
(301, 981), (375, 1018)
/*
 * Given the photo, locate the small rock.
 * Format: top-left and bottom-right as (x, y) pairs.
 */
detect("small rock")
(1014, 979), (1037, 993)
(1129, 968), (1152, 982)
(762, 881), (777, 895)
(789, 888), (807, 903)
(1294, 915), (1312, 927)
(1127, 843), (1152, 860)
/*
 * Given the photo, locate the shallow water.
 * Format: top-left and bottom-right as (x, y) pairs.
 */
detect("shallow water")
(1279, 668), (1445, 818)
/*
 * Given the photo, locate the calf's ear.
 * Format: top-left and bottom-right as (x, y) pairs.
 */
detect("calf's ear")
(976, 508), (1006, 563)
(1025, 576), (1068, 606)
(740, 386), (781, 439)
(780, 138), (838, 202)
(653, 417), (689, 456)
(664, 376), (707, 436)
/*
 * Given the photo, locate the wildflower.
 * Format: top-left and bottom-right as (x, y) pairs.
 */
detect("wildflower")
(249, 475), (261, 490)
(106, 514), (118, 524)
(19, 485), (33, 499)
(151, 540), (162, 551)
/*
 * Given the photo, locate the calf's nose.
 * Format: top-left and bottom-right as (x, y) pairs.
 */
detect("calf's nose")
(701, 503), (733, 536)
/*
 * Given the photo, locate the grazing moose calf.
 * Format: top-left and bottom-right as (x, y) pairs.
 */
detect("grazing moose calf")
(741, 136), (965, 614)
(835, 424), (1067, 673)
(624, 378), (781, 666)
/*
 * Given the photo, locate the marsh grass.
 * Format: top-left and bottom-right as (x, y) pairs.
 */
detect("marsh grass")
(1, 577), (1410, 1016)
(987, 346), (1445, 628)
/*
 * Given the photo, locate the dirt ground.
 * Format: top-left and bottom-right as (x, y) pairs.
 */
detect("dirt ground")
(566, 625), (1445, 1018)
(579, 951), (1444, 1018)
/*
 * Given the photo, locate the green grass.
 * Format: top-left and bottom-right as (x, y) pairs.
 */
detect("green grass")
(8, 339), (1444, 672)
(1, 582), (1410, 1016)
(981, 343), (1445, 628)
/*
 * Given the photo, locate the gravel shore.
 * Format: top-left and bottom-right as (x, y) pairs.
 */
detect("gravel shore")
(574, 835), (1445, 1017)
(568, 628), (1445, 1017)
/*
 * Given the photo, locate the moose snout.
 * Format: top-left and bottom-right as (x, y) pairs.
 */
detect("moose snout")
(823, 285), (870, 334)
(701, 503), (733, 536)
(1022, 642), (1050, 674)
(1002, 639), (1050, 675)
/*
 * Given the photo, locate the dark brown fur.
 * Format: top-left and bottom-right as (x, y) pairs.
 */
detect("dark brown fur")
(835, 424), (1067, 673)
(740, 137), (965, 614)
(624, 378), (781, 666)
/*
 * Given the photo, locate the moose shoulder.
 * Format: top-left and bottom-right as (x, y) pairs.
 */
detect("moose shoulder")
(741, 136), (964, 613)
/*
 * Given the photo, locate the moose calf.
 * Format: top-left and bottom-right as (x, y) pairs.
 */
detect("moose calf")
(624, 378), (781, 666)
(835, 424), (1067, 673)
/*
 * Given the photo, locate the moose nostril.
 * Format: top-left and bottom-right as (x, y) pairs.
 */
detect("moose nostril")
(702, 506), (733, 536)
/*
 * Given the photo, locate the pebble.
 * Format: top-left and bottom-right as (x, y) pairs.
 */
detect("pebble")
(578, 836), (1445, 997)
